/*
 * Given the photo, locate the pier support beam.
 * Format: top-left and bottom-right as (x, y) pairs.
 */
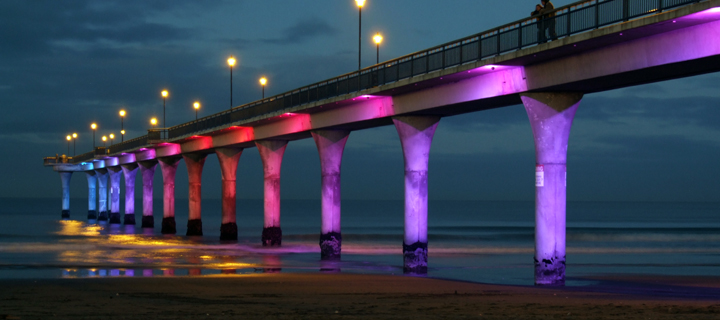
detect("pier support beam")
(183, 154), (207, 236)
(85, 171), (97, 219)
(520, 92), (583, 286)
(256, 140), (287, 246)
(311, 130), (350, 259)
(393, 116), (440, 274)
(139, 161), (158, 228)
(158, 157), (180, 234)
(107, 167), (122, 224)
(95, 169), (108, 221)
(59, 172), (72, 219)
(121, 163), (139, 225)
(216, 147), (243, 241)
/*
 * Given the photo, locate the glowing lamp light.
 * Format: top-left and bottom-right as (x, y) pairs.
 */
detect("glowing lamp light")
(161, 90), (168, 98)
(109, 133), (114, 139)
(91, 123), (97, 130)
(119, 110), (126, 117)
(194, 102), (200, 110)
(72, 133), (77, 138)
(355, 0), (365, 7)
(150, 118), (158, 126)
(102, 136), (107, 142)
(66, 135), (71, 141)
(373, 34), (383, 45)
(227, 57), (236, 67)
(120, 130), (125, 135)
(259, 77), (267, 86)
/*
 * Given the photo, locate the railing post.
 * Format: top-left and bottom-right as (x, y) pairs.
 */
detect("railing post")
(477, 38), (482, 60)
(459, 43), (463, 64)
(518, 24), (523, 50)
(566, 9), (571, 37)
(658, 0), (662, 12)
(442, 47), (446, 68)
(496, 32), (501, 55)
(623, 0), (629, 21)
(595, 0), (600, 29)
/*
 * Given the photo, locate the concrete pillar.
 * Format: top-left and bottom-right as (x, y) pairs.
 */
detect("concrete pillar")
(59, 171), (72, 219)
(393, 116), (440, 274)
(95, 168), (109, 221)
(520, 92), (583, 286)
(139, 161), (158, 228)
(311, 130), (350, 259)
(107, 167), (122, 224)
(121, 163), (139, 225)
(256, 140), (288, 246)
(183, 153), (207, 236)
(158, 157), (181, 234)
(216, 147), (243, 241)
(85, 171), (97, 219)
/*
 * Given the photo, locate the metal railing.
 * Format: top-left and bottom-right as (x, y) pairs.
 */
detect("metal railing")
(59, 0), (703, 159)
(72, 151), (95, 164)
(108, 134), (150, 155)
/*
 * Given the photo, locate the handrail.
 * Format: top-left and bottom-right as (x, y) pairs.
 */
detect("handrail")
(56, 0), (704, 159)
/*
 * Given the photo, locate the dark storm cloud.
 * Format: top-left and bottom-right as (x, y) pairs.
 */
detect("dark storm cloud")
(258, 19), (338, 45)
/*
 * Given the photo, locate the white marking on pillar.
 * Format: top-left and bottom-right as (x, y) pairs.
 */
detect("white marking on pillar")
(311, 130), (350, 259)
(256, 140), (288, 246)
(59, 171), (72, 219)
(85, 171), (97, 219)
(520, 92), (583, 286)
(216, 147), (243, 241)
(183, 153), (207, 236)
(393, 116), (440, 274)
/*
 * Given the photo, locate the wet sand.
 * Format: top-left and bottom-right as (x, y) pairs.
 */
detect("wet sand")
(1, 273), (720, 319)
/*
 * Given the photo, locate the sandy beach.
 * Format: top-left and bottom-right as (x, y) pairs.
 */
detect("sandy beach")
(1, 273), (720, 319)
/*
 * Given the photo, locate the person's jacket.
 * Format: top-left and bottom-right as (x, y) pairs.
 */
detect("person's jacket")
(542, 2), (556, 18)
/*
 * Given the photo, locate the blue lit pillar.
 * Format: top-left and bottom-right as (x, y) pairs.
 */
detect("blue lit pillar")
(59, 171), (72, 219)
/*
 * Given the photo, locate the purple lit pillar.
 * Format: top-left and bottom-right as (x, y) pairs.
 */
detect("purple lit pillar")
(393, 116), (440, 274)
(139, 161), (158, 228)
(95, 168), (109, 221)
(158, 157), (180, 234)
(256, 140), (287, 246)
(183, 153), (207, 236)
(216, 147), (243, 241)
(520, 92), (583, 286)
(59, 171), (72, 219)
(107, 167), (122, 224)
(311, 130), (350, 259)
(121, 163), (139, 225)
(85, 171), (97, 219)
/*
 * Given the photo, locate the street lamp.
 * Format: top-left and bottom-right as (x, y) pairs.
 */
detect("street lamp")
(193, 101), (200, 120)
(66, 135), (71, 156)
(109, 133), (115, 146)
(91, 123), (97, 149)
(120, 130), (125, 142)
(373, 33), (383, 64)
(72, 133), (77, 156)
(259, 77), (267, 99)
(150, 117), (158, 129)
(102, 135), (107, 148)
(161, 90), (168, 128)
(227, 56), (236, 109)
(119, 110), (126, 142)
(356, 0), (366, 70)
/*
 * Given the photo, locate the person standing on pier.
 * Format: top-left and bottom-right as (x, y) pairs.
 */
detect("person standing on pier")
(531, 4), (545, 42)
(541, 0), (557, 42)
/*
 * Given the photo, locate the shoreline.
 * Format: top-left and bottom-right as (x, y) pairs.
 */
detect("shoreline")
(2, 273), (720, 319)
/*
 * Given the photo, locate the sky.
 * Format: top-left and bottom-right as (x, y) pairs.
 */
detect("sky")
(2, 0), (720, 203)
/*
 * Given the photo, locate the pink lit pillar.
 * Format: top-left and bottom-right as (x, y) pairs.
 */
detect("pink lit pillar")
(183, 153), (207, 236)
(393, 116), (440, 274)
(520, 92), (583, 286)
(139, 161), (158, 228)
(158, 157), (181, 234)
(311, 130), (350, 259)
(85, 171), (97, 219)
(107, 167), (122, 224)
(256, 140), (288, 246)
(59, 171), (72, 219)
(216, 147), (243, 241)
(121, 163), (139, 225)
(95, 168), (109, 221)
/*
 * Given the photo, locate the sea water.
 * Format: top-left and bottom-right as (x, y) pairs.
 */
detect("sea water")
(1, 197), (719, 286)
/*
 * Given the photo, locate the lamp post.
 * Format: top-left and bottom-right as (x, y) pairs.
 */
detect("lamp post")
(356, 0), (366, 70)
(259, 77), (267, 99)
(72, 133), (77, 156)
(66, 135), (71, 156)
(102, 135), (107, 148)
(119, 110), (126, 142)
(228, 56), (236, 109)
(150, 117), (157, 129)
(91, 123), (97, 149)
(193, 101), (200, 120)
(373, 33), (383, 64)
(161, 90), (168, 128)
(109, 133), (115, 147)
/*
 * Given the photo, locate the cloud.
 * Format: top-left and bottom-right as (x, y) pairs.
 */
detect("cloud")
(258, 18), (337, 45)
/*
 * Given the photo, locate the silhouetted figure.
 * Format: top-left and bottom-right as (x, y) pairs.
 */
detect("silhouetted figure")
(531, 4), (545, 42)
(541, 0), (557, 42)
